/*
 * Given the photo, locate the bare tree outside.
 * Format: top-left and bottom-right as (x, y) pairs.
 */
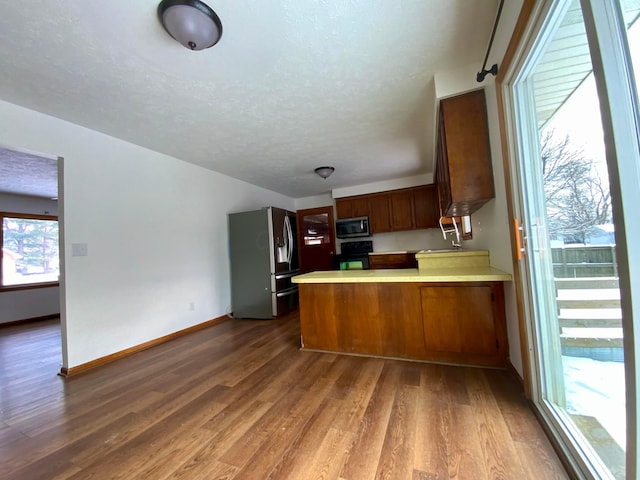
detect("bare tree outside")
(540, 128), (612, 243)
(1, 216), (59, 285)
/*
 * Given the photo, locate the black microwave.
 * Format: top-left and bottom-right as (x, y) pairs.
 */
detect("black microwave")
(336, 216), (370, 238)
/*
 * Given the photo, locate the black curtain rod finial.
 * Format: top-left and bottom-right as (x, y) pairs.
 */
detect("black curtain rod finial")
(476, 63), (499, 83)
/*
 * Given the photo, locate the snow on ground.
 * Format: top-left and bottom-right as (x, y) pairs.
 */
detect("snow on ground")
(563, 355), (626, 449)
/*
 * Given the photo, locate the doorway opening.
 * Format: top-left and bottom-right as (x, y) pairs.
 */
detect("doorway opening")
(0, 144), (66, 371)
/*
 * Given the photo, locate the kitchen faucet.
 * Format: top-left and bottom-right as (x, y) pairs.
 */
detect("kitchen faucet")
(439, 217), (462, 248)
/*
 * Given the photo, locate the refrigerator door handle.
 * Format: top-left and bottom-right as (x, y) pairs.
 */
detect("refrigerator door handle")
(284, 215), (293, 269)
(288, 216), (293, 266)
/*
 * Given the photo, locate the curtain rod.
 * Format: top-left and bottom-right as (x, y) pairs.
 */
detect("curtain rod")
(477, 0), (505, 82)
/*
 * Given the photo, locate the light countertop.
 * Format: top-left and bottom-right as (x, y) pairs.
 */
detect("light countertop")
(292, 266), (512, 283)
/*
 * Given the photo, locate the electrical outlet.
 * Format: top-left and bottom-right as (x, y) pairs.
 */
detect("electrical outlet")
(189, 302), (195, 311)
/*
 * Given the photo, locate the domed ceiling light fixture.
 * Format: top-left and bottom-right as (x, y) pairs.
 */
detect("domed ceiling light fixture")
(314, 166), (335, 179)
(157, 0), (223, 51)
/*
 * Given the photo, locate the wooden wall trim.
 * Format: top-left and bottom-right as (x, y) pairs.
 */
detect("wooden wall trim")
(507, 360), (525, 387)
(0, 313), (60, 328)
(0, 211), (58, 221)
(59, 314), (229, 377)
(0, 281), (60, 293)
(495, 0), (536, 398)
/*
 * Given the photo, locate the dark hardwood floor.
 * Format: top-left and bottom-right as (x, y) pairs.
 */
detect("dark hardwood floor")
(0, 312), (568, 479)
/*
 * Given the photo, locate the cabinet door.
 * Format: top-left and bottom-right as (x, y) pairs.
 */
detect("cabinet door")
(420, 285), (497, 356)
(389, 189), (414, 231)
(335, 196), (369, 219)
(368, 193), (391, 233)
(351, 196), (370, 217)
(413, 185), (438, 229)
(335, 198), (353, 219)
(436, 111), (453, 216)
(439, 89), (494, 216)
(336, 185), (439, 232)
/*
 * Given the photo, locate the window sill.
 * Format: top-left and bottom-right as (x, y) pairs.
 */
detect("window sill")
(0, 281), (60, 293)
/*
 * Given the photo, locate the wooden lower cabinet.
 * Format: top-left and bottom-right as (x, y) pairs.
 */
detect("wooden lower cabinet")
(298, 281), (508, 367)
(368, 253), (417, 270)
(420, 285), (502, 357)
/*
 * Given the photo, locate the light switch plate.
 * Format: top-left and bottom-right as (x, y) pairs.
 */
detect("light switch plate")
(71, 243), (88, 257)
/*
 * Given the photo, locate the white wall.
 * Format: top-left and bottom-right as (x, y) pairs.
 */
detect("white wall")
(0, 193), (58, 215)
(366, 229), (451, 253)
(0, 99), (294, 369)
(332, 174), (433, 198)
(0, 193), (61, 323)
(294, 193), (333, 211)
(0, 288), (60, 324)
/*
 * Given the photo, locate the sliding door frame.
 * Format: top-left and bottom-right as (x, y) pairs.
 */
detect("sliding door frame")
(582, 1), (640, 476)
(496, 0), (640, 477)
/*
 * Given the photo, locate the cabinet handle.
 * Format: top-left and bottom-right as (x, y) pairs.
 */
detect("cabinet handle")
(514, 218), (526, 260)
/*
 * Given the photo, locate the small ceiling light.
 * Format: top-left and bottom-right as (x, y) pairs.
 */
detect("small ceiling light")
(314, 166), (335, 179)
(157, 0), (223, 51)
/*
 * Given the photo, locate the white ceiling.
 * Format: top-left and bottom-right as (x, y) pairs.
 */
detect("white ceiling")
(0, 1), (499, 199)
(0, 147), (58, 199)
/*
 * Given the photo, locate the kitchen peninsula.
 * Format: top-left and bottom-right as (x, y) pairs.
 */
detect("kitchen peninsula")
(292, 250), (512, 367)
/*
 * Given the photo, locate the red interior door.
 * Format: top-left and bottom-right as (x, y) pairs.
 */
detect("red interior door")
(296, 206), (336, 273)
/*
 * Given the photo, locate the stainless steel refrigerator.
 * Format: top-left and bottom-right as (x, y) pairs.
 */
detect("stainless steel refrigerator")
(228, 207), (299, 319)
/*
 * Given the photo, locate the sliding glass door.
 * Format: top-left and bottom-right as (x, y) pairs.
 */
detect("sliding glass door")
(502, 0), (640, 478)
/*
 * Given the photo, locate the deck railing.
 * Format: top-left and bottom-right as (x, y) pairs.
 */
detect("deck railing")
(556, 276), (622, 360)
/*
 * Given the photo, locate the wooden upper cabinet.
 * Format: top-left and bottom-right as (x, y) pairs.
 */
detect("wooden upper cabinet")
(389, 189), (414, 231)
(335, 198), (352, 219)
(335, 185), (439, 232)
(368, 193), (392, 233)
(437, 89), (495, 217)
(335, 196), (371, 219)
(412, 185), (439, 229)
(351, 196), (369, 217)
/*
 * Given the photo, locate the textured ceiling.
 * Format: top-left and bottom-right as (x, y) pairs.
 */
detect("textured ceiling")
(0, 147), (58, 199)
(0, 1), (499, 199)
